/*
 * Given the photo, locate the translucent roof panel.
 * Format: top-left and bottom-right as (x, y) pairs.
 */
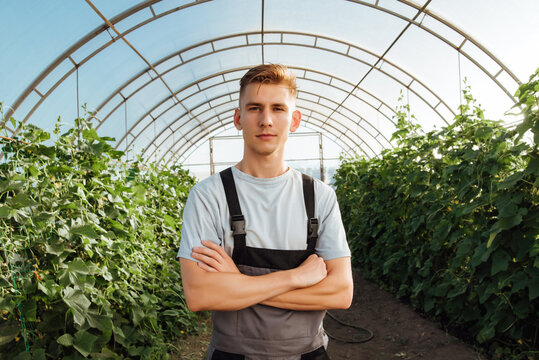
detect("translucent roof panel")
(2, 0), (538, 180)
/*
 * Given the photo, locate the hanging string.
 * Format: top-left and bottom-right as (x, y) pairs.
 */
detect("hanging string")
(124, 100), (128, 161)
(172, 130), (175, 165)
(458, 51), (463, 109)
(76, 66), (80, 119)
(406, 87), (411, 121)
(76, 65), (81, 146)
(261, 0), (265, 64)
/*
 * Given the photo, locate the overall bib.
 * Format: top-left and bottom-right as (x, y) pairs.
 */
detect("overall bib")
(208, 167), (330, 360)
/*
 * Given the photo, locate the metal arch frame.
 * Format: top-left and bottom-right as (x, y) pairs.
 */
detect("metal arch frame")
(92, 29), (454, 132)
(1, 0), (521, 150)
(115, 66), (393, 157)
(345, 0), (521, 96)
(109, 65), (397, 149)
(142, 95), (369, 165)
(146, 89), (387, 163)
(1, 0), (204, 134)
(149, 95), (377, 164)
(91, 28), (459, 161)
(161, 105), (361, 167)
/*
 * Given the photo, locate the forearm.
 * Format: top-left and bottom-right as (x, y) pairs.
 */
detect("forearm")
(262, 257), (353, 310)
(181, 258), (303, 311)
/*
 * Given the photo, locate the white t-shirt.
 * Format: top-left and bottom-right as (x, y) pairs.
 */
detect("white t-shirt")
(177, 166), (350, 261)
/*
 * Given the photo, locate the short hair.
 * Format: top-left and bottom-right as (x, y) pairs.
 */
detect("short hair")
(239, 64), (297, 99)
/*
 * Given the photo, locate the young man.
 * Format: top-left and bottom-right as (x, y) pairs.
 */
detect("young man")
(178, 64), (353, 360)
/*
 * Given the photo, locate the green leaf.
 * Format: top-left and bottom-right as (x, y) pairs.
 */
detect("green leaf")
(0, 180), (24, 193)
(491, 250), (511, 275)
(62, 287), (91, 327)
(73, 330), (98, 357)
(67, 258), (90, 275)
(476, 324), (495, 343)
(474, 126), (493, 139)
(433, 220), (452, 242)
(494, 214), (522, 231)
(57, 333), (74, 346)
(0, 324), (20, 345)
(45, 241), (65, 256)
(131, 306), (145, 326)
(513, 298), (530, 319)
(529, 278), (539, 301)
(87, 312), (113, 333)
(6, 193), (40, 208)
(0, 205), (11, 218)
(38, 279), (61, 298)
(434, 282), (451, 297)
(13, 352), (31, 360)
(70, 224), (99, 239)
(161, 309), (180, 316)
(447, 281), (468, 298)
(498, 172), (524, 190)
(22, 299), (37, 322)
(512, 272), (528, 293)
(31, 348), (46, 360)
(525, 156), (539, 175)
(487, 232), (498, 248)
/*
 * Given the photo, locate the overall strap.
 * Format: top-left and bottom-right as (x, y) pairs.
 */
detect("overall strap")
(219, 168), (246, 258)
(302, 173), (319, 252)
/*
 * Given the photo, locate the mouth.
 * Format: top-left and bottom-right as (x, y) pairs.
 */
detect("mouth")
(256, 134), (276, 139)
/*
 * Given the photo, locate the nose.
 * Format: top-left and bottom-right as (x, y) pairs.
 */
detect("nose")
(259, 108), (273, 127)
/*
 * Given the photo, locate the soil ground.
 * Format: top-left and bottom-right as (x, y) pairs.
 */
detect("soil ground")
(173, 271), (488, 360)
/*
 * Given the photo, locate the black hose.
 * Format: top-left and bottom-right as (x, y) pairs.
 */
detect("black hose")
(324, 311), (374, 344)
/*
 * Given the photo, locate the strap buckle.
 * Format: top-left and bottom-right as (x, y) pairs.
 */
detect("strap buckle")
(231, 214), (246, 236)
(308, 218), (319, 239)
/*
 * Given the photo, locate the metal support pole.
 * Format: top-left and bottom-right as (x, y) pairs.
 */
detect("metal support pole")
(209, 137), (215, 175)
(319, 132), (325, 183)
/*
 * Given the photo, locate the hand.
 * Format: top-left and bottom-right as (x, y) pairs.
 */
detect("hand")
(291, 254), (327, 288)
(192, 240), (240, 273)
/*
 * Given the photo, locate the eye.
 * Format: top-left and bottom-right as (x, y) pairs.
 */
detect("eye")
(248, 105), (261, 111)
(274, 106), (285, 111)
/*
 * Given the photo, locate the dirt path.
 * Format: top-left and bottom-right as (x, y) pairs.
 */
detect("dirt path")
(324, 273), (487, 360)
(174, 272), (488, 360)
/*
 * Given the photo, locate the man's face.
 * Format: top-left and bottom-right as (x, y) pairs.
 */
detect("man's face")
(234, 83), (301, 159)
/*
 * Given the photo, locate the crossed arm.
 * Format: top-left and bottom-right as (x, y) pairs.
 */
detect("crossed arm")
(179, 240), (353, 312)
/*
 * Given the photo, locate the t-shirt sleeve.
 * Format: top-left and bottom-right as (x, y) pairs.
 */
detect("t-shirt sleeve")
(177, 186), (223, 262)
(315, 183), (351, 260)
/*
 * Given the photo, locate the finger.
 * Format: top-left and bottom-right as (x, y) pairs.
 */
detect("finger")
(192, 252), (221, 269)
(201, 240), (232, 260)
(193, 246), (222, 261)
(201, 240), (221, 250)
(202, 241), (228, 258)
(197, 261), (217, 272)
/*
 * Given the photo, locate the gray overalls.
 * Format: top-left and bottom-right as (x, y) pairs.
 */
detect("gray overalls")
(207, 168), (330, 360)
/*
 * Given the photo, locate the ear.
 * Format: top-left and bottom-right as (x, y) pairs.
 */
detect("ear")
(289, 110), (301, 133)
(233, 108), (242, 130)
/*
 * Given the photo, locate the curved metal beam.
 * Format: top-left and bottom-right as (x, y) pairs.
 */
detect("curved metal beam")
(1, 0), (521, 152)
(116, 67), (394, 155)
(161, 107), (361, 168)
(143, 96), (371, 163)
(94, 30), (453, 134)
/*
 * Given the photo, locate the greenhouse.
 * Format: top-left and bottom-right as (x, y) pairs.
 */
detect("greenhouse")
(1, 0), (537, 359)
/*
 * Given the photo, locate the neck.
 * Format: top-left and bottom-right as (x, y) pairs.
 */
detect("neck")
(235, 155), (288, 178)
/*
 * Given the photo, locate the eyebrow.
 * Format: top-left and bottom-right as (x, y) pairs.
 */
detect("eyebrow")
(245, 102), (288, 108)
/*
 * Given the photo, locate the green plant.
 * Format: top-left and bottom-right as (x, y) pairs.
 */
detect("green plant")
(334, 69), (539, 359)
(0, 112), (199, 359)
